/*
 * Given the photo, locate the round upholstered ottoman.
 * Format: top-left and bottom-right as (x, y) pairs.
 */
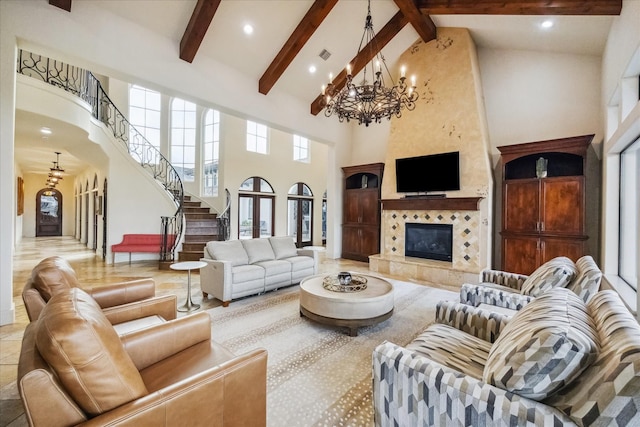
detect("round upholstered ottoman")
(299, 273), (394, 336)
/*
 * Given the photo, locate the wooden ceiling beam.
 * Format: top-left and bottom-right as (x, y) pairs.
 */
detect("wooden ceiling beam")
(180, 0), (222, 63)
(49, 0), (72, 12)
(259, 0), (339, 95)
(310, 11), (410, 116)
(415, 0), (622, 15)
(393, 0), (437, 43)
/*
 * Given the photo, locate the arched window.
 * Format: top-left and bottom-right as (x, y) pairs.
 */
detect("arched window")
(170, 97), (197, 182)
(238, 177), (274, 239)
(287, 183), (313, 247)
(203, 109), (220, 196)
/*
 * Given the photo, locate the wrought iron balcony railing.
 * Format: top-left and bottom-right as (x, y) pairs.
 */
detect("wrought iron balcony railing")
(17, 50), (183, 262)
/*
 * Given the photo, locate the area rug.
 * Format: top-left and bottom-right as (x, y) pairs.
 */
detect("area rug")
(206, 278), (458, 427)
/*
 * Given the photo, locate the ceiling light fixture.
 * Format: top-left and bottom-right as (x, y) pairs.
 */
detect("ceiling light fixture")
(40, 127), (52, 135)
(321, 0), (418, 126)
(309, 65), (317, 74)
(46, 151), (65, 188)
(243, 24), (253, 35)
(541, 20), (554, 29)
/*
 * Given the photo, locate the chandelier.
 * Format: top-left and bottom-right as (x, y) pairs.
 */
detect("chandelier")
(46, 151), (64, 188)
(321, 0), (418, 126)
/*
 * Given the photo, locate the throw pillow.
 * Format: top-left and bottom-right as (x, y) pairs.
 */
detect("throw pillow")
(483, 287), (599, 401)
(519, 256), (576, 297)
(269, 236), (298, 260)
(35, 288), (147, 416)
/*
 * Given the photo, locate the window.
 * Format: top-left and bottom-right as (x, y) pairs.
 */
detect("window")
(129, 85), (161, 151)
(293, 135), (310, 162)
(246, 120), (268, 154)
(287, 183), (313, 247)
(238, 177), (274, 239)
(619, 136), (640, 290)
(203, 109), (220, 196)
(170, 98), (197, 182)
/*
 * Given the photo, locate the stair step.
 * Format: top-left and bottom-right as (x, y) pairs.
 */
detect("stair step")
(183, 201), (201, 208)
(184, 234), (219, 242)
(184, 207), (211, 213)
(185, 213), (217, 219)
(185, 228), (219, 235)
(187, 222), (218, 229)
(178, 251), (205, 261)
(182, 242), (206, 251)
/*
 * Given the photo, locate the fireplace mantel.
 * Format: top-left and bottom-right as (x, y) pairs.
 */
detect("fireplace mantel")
(381, 197), (483, 211)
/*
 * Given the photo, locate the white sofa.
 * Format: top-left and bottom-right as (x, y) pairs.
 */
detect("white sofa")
(200, 236), (319, 306)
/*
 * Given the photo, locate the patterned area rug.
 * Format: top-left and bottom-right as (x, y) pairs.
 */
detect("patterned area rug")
(206, 278), (458, 427)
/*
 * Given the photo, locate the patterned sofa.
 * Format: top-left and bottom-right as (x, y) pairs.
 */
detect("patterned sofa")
(373, 288), (640, 426)
(200, 236), (318, 306)
(460, 255), (602, 310)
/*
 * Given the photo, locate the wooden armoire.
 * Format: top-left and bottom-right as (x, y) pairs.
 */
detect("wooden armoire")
(499, 135), (593, 275)
(341, 163), (384, 262)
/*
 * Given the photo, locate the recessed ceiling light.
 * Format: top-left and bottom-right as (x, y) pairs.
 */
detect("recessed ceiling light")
(308, 65), (317, 74)
(243, 24), (253, 35)
(541, 20), (554, 29)
(40, 127), (52, 135)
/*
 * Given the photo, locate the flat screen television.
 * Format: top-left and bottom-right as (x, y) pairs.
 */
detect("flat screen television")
(395, 151), (460, 193)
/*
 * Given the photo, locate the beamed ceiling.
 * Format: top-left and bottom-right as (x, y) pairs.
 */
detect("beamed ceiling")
(22, 0), (620, 175)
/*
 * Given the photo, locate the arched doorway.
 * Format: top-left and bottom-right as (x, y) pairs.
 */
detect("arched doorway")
(102, 179), (108, 261)
(92, 175), (98, 251)
(287, 183), (313, 248)
(36, 188), (62, 237)
(238, 177), (274, 239)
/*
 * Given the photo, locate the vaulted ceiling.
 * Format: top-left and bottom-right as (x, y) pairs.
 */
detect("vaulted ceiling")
(22, 0), (620, 175)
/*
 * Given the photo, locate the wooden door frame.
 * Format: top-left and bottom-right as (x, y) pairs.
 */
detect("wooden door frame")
(36, 188), (63, 237)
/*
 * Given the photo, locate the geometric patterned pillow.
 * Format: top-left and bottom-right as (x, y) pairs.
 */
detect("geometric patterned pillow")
(566, 255), (602, 303)
(520, 256), (577, 297)
(483, 288), (599, 401)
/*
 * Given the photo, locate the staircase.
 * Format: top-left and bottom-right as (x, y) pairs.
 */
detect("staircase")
(178, 196), (221, 261)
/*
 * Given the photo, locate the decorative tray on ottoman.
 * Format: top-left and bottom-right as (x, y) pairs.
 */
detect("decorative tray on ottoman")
(322, 274), (368, 292)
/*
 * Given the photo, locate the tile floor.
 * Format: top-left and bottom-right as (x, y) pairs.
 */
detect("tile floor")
(0, 236), (452, 426)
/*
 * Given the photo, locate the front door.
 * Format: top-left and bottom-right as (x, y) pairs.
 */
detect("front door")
(36, 189), (62, 237)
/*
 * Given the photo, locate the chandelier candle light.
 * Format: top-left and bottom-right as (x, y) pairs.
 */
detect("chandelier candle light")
(321, 0), (418, 126)
(46, 151), (65, 188)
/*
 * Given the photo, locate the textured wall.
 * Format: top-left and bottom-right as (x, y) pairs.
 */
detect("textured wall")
(377, 28), (492, 276)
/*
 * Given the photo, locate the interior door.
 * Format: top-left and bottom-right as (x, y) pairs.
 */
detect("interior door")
(36, 189), (62, 237)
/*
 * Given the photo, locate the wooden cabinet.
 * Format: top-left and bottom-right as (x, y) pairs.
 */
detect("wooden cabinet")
(342, 163), (384, 262)
(499, 135), (592, 275)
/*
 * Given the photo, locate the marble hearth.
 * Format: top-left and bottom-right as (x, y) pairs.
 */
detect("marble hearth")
(369, 198), (486, 286)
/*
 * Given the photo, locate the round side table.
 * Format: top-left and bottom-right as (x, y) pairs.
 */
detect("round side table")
(170, 261), (207, 312)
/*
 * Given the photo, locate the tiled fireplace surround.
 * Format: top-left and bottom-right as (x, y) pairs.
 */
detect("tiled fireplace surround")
(369, 197), (484, 286)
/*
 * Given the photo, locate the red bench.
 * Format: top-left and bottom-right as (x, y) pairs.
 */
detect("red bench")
(111, 234), (175, 264)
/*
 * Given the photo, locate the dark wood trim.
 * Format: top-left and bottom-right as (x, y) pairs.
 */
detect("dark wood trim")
(49, 0), (72, 12)
(381, 197), (483, 211)
(393, 0), (437, 43)
(416, 0), (622, 15)
(342, 162), (385, 178)
(310, 11), (410, 115)
(179, 0), (222, 63)
(497, 134), (593, 164)
(259, 0), (338, 95)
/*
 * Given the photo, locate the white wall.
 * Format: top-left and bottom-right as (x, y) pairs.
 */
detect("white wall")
(600, 0), (640, 315)
(478, 48), (603, 152)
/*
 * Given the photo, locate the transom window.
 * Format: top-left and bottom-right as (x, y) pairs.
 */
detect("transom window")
(129, 85), (161, 149)
(203, 109), (220, 196)
(293, 135), (310, 163)
(246, 120), (268, 154)
(170, 98), (197, 182)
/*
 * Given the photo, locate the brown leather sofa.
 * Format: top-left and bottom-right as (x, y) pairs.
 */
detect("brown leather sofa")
(18, 287), (268, 427)
(22, 256), (176, 333)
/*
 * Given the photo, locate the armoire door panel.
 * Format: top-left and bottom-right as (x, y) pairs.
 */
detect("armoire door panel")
(541, 177), (584, 235)
(502, 236), (540, 275)
(503, 180), (540, 233)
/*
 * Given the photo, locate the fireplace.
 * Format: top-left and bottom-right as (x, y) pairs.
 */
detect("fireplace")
(405, 223), (453, 262)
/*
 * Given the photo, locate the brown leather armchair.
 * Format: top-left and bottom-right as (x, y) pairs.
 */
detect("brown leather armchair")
(18, 287), (267, 427)
(22, 256), (176, 331)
